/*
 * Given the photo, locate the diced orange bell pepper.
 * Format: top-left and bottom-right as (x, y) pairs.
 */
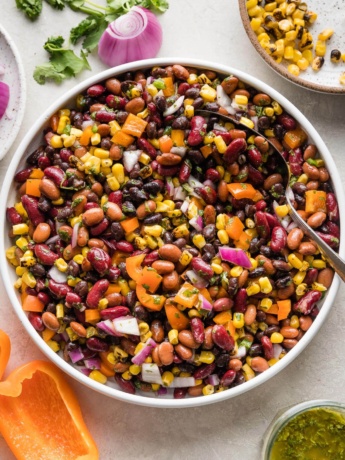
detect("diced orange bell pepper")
(164, 302), (190, 331)
(234, 231), (252, 250)
(79, 125), (93, 146)
(42, 328), (56, 343)
(0, 330), (99, 460)
(26, 179), (42, 198)
(111, 130), (134, 147)
(158, 134), (174, 153)
(200, 145), (213, 158)
(137, 266), (162, 294)
(198, 288), (213, 304)
(136, 285), (166, 311)
(226, 216), (245, 240)
(162, 77), (175, 97)
(171, 129), (185, 147)
(126, 253), (146, 282)
(277, 299), (291, 321)
(22, 295), (45, 313)
(174, 283), (199, 308)
(224, 320), (236, 338)
(120, 217), (139, 234)
(111, 251), (130, 266)
(305, 190), (327, 214)
(227, 183), (258, 200)
(121, 113), (148, 138)
(84, 309), (101, 324)
(283, 126), (308, 149)
(213, 311), (232, 325)
(29, 169), (45, 179)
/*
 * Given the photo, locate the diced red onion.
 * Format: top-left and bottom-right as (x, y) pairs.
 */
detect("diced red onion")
(163, 95), (185, 117)
(81, 119), (94, 131)
(286, 187), (295, 202)
(84, 358), (101, 370)
(273, 344), (283, 360)
(252, 115), (259, 131)
(186, 270), (208, 289)
(98, 7), (163, 67)
(59, 331), (69, 342)
(213, 123), (228, 132)
(131, 338), (157, 365)
(96, 319), (119, 336)
(207, 374), (220, 386)
(141, 362), (163, 385)
(0, 81), (9, 119)
(71, 221), (80, 249)
(68, 347), (85, 364)
(45, 235), (60, 245)
(169, 377), (196, 388)
(231, 345), (247, 359)
(80, 368), (92, 377)
(219, 246), (252, 269)
(216, 84), (235, 115)
(203, 179), (216, 189)
(173, 186), (187, 201)
(189, 215), (204, 232)
(166, 177), (175, 197)
(157, 386), (168, 396)
(123, 149), (142, 172)
(180, 199), (190, 215)
(171, 146), (187, 157)
(188, 175), (204, 189)
(198, 293), (213, 312)
(287, 221), (298, 232)
(48, 266), (68, 284)
(113, 316), (140, 335)
(281, 215), (291, 229)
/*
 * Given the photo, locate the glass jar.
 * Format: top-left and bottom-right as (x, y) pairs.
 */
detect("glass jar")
(262, 399), (345, 460)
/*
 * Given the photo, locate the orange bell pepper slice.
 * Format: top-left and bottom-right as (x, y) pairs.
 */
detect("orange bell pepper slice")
(305, 190), (327, 214)
(174, 283), (199, 308)
(137, 266), (162, 294)
(226, 216), (245, 240)
(164, 302), (190, 331)
(136, 285), (166, 311)
(227, 183), (257, 200)
(126, 253), (146, 282)
(0, 330), (98, 460)
(121, 113), (148, 138)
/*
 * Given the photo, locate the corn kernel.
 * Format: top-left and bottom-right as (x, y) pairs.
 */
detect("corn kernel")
(202, 385), (214, 396)
(318, 28), (334, 41)
(114, 346), (128, 360)
(297, 173), (308, 184)
(188, 309), (202, 319)
(312, 56), (325, 71)
(14, 278), (22, 289)
(179, 250), (193, 266)
(12, 223), (29, 235)
(302, 49), (313, 64)
(200, 84), (217, 102)
(162, 371), (174, 387)
(270, 332), (284, 343)
(246, 0), (258, 9)
(214, 135), (227, 154)
(98, 298), (108, 309)
(121, 371), (132, 381)
(15, 266), (27, 276)
(311, 282), (327, 292)
(107, 176), (120, 191)
(192, 234), (206, 249)
(260, 298), (273, 311)
(168, 329), (179, 345)
(89, 370), (107, 384)
(239, 117), (254, 129)
(287, 64), (300, 76)
(340, 72), (345, 85)
(129, 365), (141, 377)
(259, 276), (273, 294)
(315, 40), (327, 57)
(230, 265), (243, 277)
(172, 367), (180, 376)
(275, 204), (289, 218)
(211, 263), (223, 275)
(297, 57), (309, 70)
(250, 17), (262, 31)
(233, 312), (245, 329)
(217, 229), (229, 245)
(242, 363), (255, 381)
(290, 315), (300, 329)
(91, 133), (101, 145)
(55, 258), (68, 272)
(138, 322), (150, 335)
(47, 340), (60, 352)
(312, 259), (326, 270)
(22, 271), (36, 288)
(288, 253), (303, 269)
(293, 270), (307, 285)
(50, 135), (63, 148)
(199, 351), (215, 364)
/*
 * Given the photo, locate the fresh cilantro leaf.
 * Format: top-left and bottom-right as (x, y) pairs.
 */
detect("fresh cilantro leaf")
(44, 0), (66, 10)
(70, 16), (108, 52)
(33, 36), (91, 84)
(16, 0), (43, 20)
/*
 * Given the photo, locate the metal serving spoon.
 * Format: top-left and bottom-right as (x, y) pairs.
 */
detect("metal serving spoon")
(196, 109), (345, 282)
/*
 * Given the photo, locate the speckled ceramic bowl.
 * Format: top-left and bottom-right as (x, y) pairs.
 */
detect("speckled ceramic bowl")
(0, 58), (344, 408)
(239, 0), (345, 94)
(0, 24), (26, 160)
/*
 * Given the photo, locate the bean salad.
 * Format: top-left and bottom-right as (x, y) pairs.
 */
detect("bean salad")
(6, 63), (339, 398)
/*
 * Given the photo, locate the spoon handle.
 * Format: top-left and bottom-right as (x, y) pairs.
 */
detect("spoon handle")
(286, 193), (345, 282)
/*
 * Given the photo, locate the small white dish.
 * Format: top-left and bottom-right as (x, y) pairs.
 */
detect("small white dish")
(239, 0), (345, 94)
(0, 24), (26, 161)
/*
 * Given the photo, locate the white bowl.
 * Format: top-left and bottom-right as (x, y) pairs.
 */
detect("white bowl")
(0, 58), (344, 408)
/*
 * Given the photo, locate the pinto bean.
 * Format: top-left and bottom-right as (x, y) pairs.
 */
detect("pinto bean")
(32, 223), (51, 243)
(158, 342), (174, 365)
(287, 228), (304, 250)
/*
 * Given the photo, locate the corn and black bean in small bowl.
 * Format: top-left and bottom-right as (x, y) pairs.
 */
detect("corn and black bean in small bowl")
(0, 58), (344, 408)
(239, 0), (345, 94)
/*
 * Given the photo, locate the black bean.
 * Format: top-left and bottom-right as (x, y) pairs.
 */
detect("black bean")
(146, 121), (157, 139)
(202, 224), (216, 241)
(129, 187), (148, 203)
(248, 267), (266, 278)
(249, 343), (263, 357)
(122, 201), (137, 216)
(275, 275), (292, 289)
(38, 197), (51, 213)
(185, 88), (200, 99)
(31, 263), (46, 277)
(74, 280), (88, 298)
(216, 353), (229, 367)
(172, 116), (189, 130)
(163, 232), (174, 244)
(125, 290), (137, 308)
(67, 260), (80, 277)
(132, 304), (149, 322)
(264, 325), (280, 337)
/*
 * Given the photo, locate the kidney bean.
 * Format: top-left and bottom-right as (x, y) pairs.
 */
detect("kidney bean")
(190, 317), (205, 344)
(89, 218), (109, 236)
(137, 137), (157, 159)
(224, 138), (247, 164)
(212, 325), (234, 351)
(326, 193), (339, 222)
(100, 306), (130, 321)
(21, 195), (45, 227)
(6, 207), (23, 225)
(28, 312), (45, 332)
(197, 186), (217, 205)
(270, 226), (287, 252)
(48, 279), (72, 298)
(116, 240), (134, 253)
(288, 148), (303, 176)
(34, 244), (59, 265)
(86, 279), (110, 309)
(254, 211), (270, 239)
(14, 167), (34, 183)
(212, 298), (233, 312)
(260, 336), (274, 360)
(43, 166), (65, 186)
(293, 290), (322, 315)
(316, 232), (339, 249)
(233, 288), (247, 313)
(193, 363), (216, 380)
(191, 257), (213, 279)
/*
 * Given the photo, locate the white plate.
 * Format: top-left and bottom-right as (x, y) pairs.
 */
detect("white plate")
(239, 0), (345, 94)
(0, 24), (26, 160)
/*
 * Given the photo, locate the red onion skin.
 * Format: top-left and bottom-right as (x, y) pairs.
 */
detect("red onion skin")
(0, 81), (9, 119)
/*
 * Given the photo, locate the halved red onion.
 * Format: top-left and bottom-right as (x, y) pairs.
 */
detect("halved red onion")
(171, 146), (187, 157)
(207, 374), (220, 386)
(98, 7), (163, 67)
(0, 81), (9, 119)
(166, 177), (175, 197)
(180, 199), (190, 215)
(188, 175), (204, 189)
(45, 235), (60, 245)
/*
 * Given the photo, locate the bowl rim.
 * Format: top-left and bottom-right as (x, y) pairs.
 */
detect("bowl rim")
(0, 57), (343, 408)
(238, 0), (345, 95)
(261, 399), (345, 459)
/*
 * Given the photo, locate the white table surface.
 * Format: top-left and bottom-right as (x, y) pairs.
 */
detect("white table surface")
(1, 1), (345, 459)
